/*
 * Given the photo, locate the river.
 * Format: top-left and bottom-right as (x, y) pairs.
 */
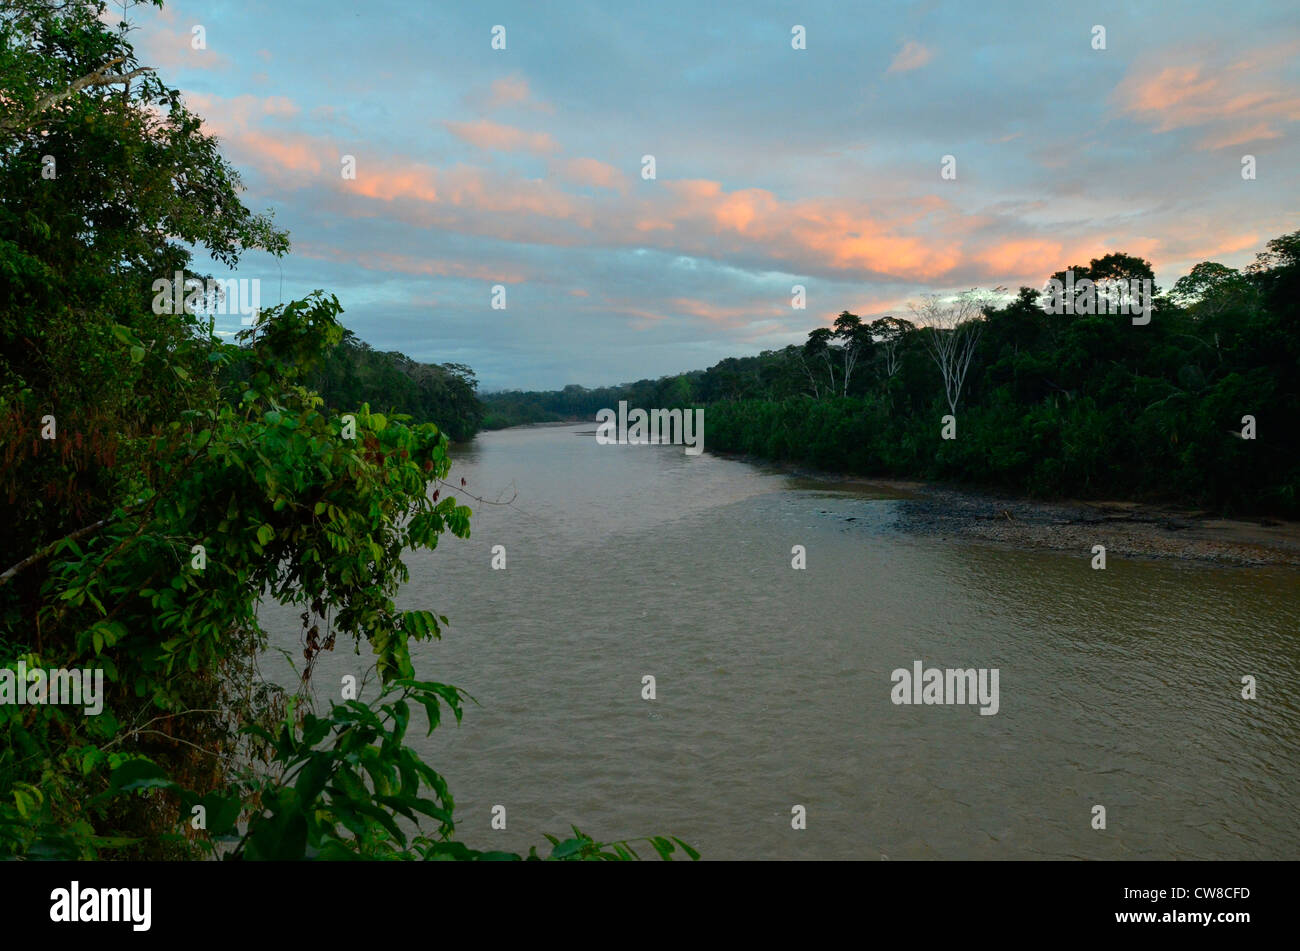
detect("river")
(266, 422), (1300, 859)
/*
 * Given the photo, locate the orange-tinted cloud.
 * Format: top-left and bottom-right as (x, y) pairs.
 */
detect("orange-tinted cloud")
(132, 16), (231, 71)
(296, 243), (527, 283)
(444, 119), (559, 154)
(977, 239), (1065, 276)
(1114, 45), (1300, 148)
(435, 165), (581, 219)
(668, 297), (783, 324)
(489, 75), (531, 108)
(182, 90), (1235, 292)
(556, 157), (628, 192)
(1197, 122), (1283, 150)
(1191, 233), (1260, 258)
(185, 92), (298, 125)
(345, 164), (438, 202)
(471, 74), (555, 114)
(887, 40), (933, 74)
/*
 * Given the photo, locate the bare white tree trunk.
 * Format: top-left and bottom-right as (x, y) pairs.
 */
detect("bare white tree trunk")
(841, 344), (859, 396)
(820, 351), (836, 396)
(797, 352), (821, 399)
(912, 290), (989, 416)
(881, 338), (901, 380)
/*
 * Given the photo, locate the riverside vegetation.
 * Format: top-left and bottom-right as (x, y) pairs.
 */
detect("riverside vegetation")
(484, 243), (1300, 518)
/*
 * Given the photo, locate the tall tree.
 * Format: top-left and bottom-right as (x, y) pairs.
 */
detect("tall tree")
(912, 290), (990, 417)
(832, 311), (873, 396)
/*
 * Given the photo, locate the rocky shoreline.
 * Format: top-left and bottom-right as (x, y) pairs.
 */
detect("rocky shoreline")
(757, 459), (1300, 567)
(889, 485), (1300, 567)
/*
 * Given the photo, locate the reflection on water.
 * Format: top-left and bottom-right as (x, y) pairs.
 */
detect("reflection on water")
(263, 424), (1300, 859)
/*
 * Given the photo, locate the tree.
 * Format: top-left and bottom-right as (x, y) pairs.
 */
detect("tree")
(869, 315), (913, 382)
(832, 311), (874, 396)
(1047, 253), (1158, 317)
(911, 290), (990, 417)
(800, 327), (836, 398)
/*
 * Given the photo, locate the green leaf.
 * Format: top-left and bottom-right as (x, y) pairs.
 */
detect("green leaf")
(107, 760), (179, 794)
(671, 837), (701, 860)
(551, 838), (585, 859)
(13, 783), (43, 819)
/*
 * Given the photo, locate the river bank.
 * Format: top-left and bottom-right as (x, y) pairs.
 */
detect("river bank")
(719, 452), (1300, 567)
(891, 484), (1300, 566)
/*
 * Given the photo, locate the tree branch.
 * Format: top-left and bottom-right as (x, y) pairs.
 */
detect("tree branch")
(0, 515), (117, 585)
(1, 57), (155, 133)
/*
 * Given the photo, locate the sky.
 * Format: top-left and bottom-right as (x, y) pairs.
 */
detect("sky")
(126, 0), (1300, 390)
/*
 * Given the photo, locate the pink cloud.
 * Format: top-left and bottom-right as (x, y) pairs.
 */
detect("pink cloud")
(489, 75), (531, 108)
(1114, 45), (1300, 147)
(1186, 233), (1259, 258)
(237, 128), (325, 175)
(556, 157), (628, 192)
(133, 20), (231, 71)
(887, 41), (933, 74)
(435, 165), (581, 220)
(1196, 122), (1283, 151)
(668, 297), (784, 325)
(185, 92), (298, 124)
(977, 239), (1066, 276)
(346, 165), (438, 202)
(468, 74), (555, 114)
(296, 243), (527, 283)
(177, 91), (1249, 294)
(444, 119), (559, 154)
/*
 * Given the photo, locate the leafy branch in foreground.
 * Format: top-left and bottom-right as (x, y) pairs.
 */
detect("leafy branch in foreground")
(28, 683), (698, 862)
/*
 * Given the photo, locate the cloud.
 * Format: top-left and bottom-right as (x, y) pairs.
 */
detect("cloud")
(482, 74), (554, 113)
(346, 164), (438, 202)
(886, 40), (933, 74)
(668, 297), (785, 327)
(976, 239), (1066, 277)
(295, 243), (528, 283)
(444, 118), (560, 154)
(181, 92), (324, 182)
(130, 11), (231, 72)
(1114, 44), (1300, 148)
(184, 92), (298, 123)
(555, 157), (629, 192)
(1196, 122), (1283, 151)
(187, 86), (1197, 293)
(127, 2), (1300, 390)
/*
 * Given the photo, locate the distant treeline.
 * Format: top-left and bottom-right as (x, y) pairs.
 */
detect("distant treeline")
(307, 331), (483, 442)
(481, 233), (1300, 515)
(481, 379), (695, 429)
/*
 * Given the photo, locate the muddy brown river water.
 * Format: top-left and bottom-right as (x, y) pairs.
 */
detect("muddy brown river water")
(265, 423), (1300, 859)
